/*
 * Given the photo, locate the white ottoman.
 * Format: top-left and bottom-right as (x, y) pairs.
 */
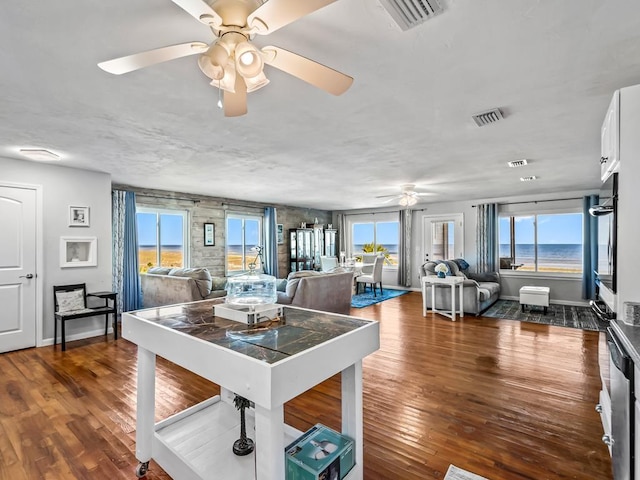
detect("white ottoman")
(519, 286), (550, 314)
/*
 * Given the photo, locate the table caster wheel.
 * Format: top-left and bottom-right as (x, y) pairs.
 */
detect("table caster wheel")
(135, 461), (150, 478)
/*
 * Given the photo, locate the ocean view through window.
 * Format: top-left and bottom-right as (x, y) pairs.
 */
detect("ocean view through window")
(226, 214), (262, 273)
(352, 220), (399, 265)
(137, 208), (188, 273)
(499, 212), (583, 273)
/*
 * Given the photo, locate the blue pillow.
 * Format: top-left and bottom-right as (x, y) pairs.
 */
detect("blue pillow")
(453, 258), (470, 271)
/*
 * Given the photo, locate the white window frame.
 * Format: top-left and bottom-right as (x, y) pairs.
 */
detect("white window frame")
(225, 212), (264, 275)
(136, 206), (190, 269)
(346, 212), (399, 269)
(498, 206), (583, 278)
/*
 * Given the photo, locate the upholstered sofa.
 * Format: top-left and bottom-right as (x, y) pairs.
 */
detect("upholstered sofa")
(140, 267), (228, 308)
(421, 259), (500, 315)
(276, 270), (354, 315)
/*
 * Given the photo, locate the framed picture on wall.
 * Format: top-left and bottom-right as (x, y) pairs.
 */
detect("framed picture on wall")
(204, 223), (215, 246)
(60, 236), (97, 268)
(69, 206), (90, 227)
(277, 224), (284, 244)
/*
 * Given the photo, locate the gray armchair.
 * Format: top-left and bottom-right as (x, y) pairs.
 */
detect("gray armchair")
(421, 259), (500, 315)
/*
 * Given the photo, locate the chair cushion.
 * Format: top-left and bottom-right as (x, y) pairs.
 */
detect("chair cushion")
(477, 282), (500, 301)
(285, 271), (323, 297)
(56, 290), (85, 312)
(168, 268), (212, 297)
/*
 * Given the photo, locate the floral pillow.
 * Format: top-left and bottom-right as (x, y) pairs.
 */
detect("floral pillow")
(56, 290), (85, 313)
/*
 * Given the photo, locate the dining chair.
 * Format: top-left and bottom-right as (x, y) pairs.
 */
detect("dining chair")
(319, 256), (339, 272)
(355, 255), (384, 296)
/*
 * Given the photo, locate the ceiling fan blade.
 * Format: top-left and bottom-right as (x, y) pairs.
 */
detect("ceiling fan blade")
(375, 194), (401, 199)
(224, 73), (247, 117)
(262, 46), (353, 95)
(248, 0), (339, 34)
(98, 42), (208, 75)
(170, 0), (222, 26)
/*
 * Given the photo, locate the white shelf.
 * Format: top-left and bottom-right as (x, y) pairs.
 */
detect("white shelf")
(151, 396), (358, 480)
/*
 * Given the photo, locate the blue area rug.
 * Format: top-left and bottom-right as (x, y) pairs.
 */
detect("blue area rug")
(351, 289), (411, 308)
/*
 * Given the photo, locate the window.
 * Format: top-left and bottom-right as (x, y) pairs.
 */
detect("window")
(351, 220), (399, 265)
(137, 208), (188, 273)
(226, 213), (263, 273)
(499, 212), (583, 273)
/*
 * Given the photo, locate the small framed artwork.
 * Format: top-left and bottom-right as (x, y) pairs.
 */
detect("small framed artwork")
(204, 223), (215, 246)
(69, 206), (90, 227)
(277, 224), (284, 244)
(60, 237), (97, 268)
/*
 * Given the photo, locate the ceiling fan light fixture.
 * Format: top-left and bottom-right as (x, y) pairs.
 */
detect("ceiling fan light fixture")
(198, 43), (230, 80)
(399, 194), (417, 207)
(235, 42), (264, 79)
(243, 70), (270, 93)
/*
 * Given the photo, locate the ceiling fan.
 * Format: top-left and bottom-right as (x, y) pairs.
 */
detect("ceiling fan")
(98, 0), (354, 117)
(376, 184), (434, 206)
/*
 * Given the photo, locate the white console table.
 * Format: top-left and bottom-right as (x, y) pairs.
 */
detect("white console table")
(122, 300), (380, 480)
(421, 275), (465, 321)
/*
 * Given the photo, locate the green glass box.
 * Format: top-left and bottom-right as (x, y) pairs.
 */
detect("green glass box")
(285, 424), (355, 480)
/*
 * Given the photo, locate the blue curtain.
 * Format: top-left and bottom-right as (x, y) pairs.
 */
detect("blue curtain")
(397, 209), (412, 287)
(264, 207), (279, 278)
(112, 190), (142, 312)
(476, 203), (498, 272)
(582, 194), (599, 299)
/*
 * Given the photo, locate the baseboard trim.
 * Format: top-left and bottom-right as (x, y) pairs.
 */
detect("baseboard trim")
(500, 295), (590, 307)
(41, 327), (115, 347)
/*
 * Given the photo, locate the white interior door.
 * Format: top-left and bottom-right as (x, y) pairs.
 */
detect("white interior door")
(0, 185), (37, 352)
(422, 214), (464, 264)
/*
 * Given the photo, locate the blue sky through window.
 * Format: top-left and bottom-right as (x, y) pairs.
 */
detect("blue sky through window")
(499, 213), (582, 244)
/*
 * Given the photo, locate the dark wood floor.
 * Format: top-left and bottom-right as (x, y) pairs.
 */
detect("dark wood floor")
(0, 292), (611, 479)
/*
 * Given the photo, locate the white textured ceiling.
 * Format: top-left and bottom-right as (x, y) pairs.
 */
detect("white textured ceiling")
(2, 0), (640, 210)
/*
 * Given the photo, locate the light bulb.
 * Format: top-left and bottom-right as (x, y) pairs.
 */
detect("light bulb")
(217, 98), (223, 109)
(240, 51), (255, 66)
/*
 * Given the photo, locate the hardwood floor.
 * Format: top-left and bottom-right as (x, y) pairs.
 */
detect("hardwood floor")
(0, 292), (611, 479)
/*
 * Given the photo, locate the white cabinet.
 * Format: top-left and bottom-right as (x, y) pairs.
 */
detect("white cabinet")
(601, 90), (620, 182)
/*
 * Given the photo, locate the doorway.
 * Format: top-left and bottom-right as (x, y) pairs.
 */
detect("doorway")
(0, 184), (39, 352)
(422, 214), (464, 264)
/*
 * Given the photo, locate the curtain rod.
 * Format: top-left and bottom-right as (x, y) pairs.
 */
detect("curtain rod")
(472, 197), (584, 207)
(134, 193), (200, 203)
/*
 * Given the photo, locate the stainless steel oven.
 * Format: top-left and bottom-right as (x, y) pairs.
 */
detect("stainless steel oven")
(607, 327), (635, 480)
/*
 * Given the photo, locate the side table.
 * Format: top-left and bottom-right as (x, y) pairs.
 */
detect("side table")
(87, 291), (118, 340)
(421, 276), (465, 321)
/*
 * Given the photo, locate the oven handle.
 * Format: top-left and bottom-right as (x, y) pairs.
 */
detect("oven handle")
(590, 300), (608, 321)
(607, 327), (633, 379)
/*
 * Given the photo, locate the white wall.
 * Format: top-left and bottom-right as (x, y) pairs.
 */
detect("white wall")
(1, 157), (112, 344)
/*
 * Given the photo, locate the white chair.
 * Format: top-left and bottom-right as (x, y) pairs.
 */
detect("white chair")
(360, 253), (378, 275)
(355, 255), (384, 296)
(319, 256), (338, 272)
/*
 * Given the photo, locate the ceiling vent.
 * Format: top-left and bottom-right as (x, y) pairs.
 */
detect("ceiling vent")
(378, 0), (443, 31)
(472, 108), (504, 127)
(507, 159), (528, 168)
(520, 176), (538, 182)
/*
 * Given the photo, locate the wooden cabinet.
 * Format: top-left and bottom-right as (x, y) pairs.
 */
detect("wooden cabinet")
(290, 228), (314, 271)
(290, 228), (339, 272)
(324, 229), (338, 257)
(601, 90), (620, 182)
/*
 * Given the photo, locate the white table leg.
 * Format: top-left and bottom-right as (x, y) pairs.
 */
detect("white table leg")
(422, 281), (427, 316)
(431, 282), (436, 315)
(136, 347), (156, 463)
(342, 361), (363, 480)
(450, 283), (456, 321)
(254, 403), (285, 480)
(459, 283), (464, 318)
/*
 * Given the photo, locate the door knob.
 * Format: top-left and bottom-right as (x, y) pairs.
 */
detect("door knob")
(602, 434), (613, 446)
(19, 273), (34, 279)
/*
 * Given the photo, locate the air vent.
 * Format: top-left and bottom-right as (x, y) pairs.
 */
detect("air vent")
(507, 159), (528, 168)
(472, 108), (504, 127)
(520, 176), (538, 182)
(378, 0), (443, 31)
